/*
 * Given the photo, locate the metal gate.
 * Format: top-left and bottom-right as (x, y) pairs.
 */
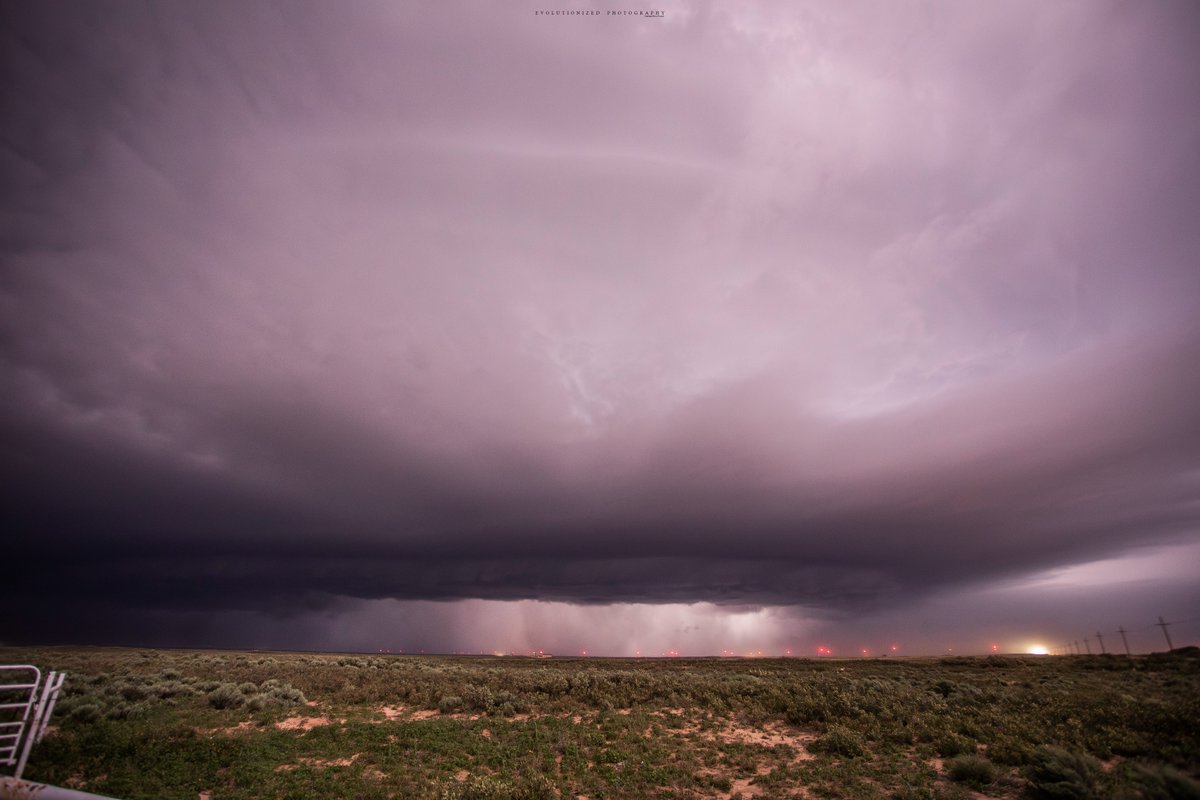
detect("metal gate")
(0, 665), (65, 780)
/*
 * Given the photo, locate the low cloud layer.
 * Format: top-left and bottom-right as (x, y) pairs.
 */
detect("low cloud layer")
(2, 1), (1198, 652)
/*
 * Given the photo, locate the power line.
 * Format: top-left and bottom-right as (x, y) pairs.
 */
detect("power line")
(1157, 616), (1175, 651)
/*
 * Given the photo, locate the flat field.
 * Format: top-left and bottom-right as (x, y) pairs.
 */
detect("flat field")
(2, 647), (1198, 800)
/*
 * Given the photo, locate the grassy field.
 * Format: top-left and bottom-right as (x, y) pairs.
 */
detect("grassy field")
(2, 646), (1198, 800)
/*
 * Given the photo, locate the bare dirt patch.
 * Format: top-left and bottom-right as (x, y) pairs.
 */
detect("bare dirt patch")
(275, 753), (362, 772)
(372, 704), (442, 721)
(197, 720), (256, 736)
(275, 715), (332, 732)
(725, 776), (764, 799)
(710, 720), (817, 760)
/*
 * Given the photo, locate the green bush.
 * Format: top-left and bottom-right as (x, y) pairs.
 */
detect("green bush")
(463, 684), (495, 712)
(268, 684), (306, 706)
(946, 754), (996, 787)
(989, 737), (1037, 766)
(207, 683), (246, 709)
(1025, 745), (1102, 799)
(810, 724), (866, 758)
(936, 734), (974, 757)
(1122, 762), (1200, 800)
(153, 680), (194, 698)
(118, 683), (148, 701)
(245, 694), (270, 712)
(439, 695), (464, 713)
(69, 703), (102, 723)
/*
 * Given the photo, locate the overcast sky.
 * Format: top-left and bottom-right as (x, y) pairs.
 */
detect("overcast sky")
(2, 1), (1198, 656)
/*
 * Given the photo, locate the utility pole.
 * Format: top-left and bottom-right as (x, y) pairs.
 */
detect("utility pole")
(1157, 617), (1174, 652)
(1095, 632), (1106, 654)
(1118, 626), (1131, 656)
(1074, 640), (1080, 655)
(1083, 636), (1092, 655)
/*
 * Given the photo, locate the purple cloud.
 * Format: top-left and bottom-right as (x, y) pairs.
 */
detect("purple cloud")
(2, 0), (1198, 652)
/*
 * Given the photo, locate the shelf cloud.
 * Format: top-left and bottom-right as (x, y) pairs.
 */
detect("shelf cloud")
(3, 0), (1198, 653)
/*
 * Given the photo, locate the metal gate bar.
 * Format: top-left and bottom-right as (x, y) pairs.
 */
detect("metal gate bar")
(0, 666), (66, 781)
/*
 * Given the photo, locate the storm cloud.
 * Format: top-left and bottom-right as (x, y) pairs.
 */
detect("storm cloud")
(2, 1), (1198, 653)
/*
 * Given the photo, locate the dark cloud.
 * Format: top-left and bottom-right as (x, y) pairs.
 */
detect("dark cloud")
(2, 1), (1198, 651)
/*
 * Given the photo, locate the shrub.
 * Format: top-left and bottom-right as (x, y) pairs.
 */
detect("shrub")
(1122, 762), (1200, 800)
(947, 754), (997, 787)
(492, 690), (526, 715)
(153, 680), (194, 698)
(439, 695), (464, 714)
(70, 703), (102, 723)
(1025, 745), (1101, 799)
(268, 684), (306, 706)
(208, 683), (246, 709)
(810, 724), (866, 758)
(936, 734), (974, 757)
(245, 694), (270, 712)
(119, 683), (148, 701)
(105, 702), (134, 720)
(989, 737), (1036, 766)
(463, 684), (496, 712)
(238, 682), (259, 695)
